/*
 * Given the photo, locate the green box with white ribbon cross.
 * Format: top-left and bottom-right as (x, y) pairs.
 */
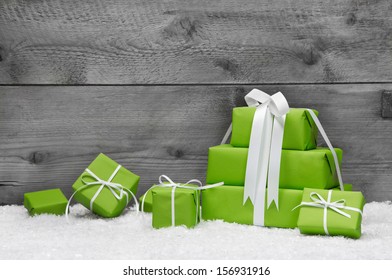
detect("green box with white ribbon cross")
(151, 185), (200, 229)
(71, 153), (140, 218)
(296, 188), (365, 239)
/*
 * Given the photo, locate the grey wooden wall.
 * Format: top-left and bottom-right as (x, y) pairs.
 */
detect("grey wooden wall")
(0, 0), (391, 204)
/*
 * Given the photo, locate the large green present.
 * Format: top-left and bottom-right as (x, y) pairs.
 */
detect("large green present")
(206, 144), (342, 189)
(202, 184), (354, 228)
(152, 186), (200, 229)
(231, 107), (318, 150)
(72, 153), (140, 218)
(24, 188), (68, 216)
(202, 185), (303, 228)
(296, 188), (365, 239)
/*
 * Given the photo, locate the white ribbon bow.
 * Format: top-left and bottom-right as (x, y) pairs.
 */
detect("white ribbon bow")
(141, 175), (224, 227)
(65, 165), (138, 221)
(293, 190), (363, 235)
(222, 89), (289, 226)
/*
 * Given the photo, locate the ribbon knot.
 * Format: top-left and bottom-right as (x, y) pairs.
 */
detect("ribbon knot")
(308, 192), (351, 218)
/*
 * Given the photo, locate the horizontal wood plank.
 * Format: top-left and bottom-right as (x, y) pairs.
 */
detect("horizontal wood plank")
(0, 84), (391, 204)
(0, 0), (392, 84)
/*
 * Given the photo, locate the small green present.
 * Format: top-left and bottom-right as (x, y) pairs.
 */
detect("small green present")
(24, 188), (68, 216)
(207, 144), (342, 189)
(296, 188), (365, 239)
(202, 185), (303, 228)
(152, 186), (200, 229)
(139, 190), (153, 213)
(231, 107), (318, 150)
(71, 153), (140, 218)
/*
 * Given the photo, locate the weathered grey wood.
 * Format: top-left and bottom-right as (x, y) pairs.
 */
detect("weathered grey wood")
(381, 91), (392, 118)
(1, 0), (392, 84)
(0, 84), (391, 204)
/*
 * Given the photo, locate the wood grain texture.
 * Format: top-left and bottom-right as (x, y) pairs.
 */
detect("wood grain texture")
(1, 0), (392, 84)
(0, 84), (391, 204)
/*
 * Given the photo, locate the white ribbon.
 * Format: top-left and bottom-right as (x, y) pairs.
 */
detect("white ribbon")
(293, 190), (363, 235)
(306, 109), (344, 191)
(141, 175), (224, 227)
(65, 165), (139, 221)
(222, 89), (289, 226)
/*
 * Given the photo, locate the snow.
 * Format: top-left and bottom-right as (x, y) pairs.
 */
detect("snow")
(1, 202), (391, 259)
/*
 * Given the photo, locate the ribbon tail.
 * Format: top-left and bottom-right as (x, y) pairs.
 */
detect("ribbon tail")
(244, 105), (268, 205)
(306, 109), (344, 191)
(253, 108), (272, 226)
(221, 123), (232, 145)
(267, 115), (285, 210)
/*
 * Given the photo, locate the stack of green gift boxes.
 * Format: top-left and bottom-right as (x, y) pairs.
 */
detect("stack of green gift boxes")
(202, 106), (365, 238)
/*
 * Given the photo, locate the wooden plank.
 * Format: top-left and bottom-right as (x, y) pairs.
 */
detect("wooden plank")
(0, 0), (392, 84)
(0, 84), (391, 204)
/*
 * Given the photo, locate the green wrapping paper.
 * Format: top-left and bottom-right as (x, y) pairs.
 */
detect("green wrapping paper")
(201, 184), (354, 228)
(202, 185), (302, 228)
(72, 153), (140, 218)
(206, 144), (342, 189)
(152, 186), (200, 229)
(296, 188), (365, 239)
(231, 107), (318, 150)
(24, 188), (68, 216)
(139, 191), (153, 212)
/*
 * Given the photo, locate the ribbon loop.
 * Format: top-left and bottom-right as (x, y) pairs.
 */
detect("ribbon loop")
(268, 92), (290, 117)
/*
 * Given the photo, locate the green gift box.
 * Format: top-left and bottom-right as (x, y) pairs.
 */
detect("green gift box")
(152, 186), (200, 229)
(139, 191), (153, 213)
(296, 188), (365, 239)
(24, 188), (68, 216)
(202, 185), (303, 228)
(207, 144), (342, 189)
(231, 107), (318, 150)
(72, 153), (140, 218)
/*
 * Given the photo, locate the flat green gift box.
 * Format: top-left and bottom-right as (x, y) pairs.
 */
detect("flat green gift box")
(152, 186), (200, 229)
(231, 107), (319, 150)
(207, 144), (342, 190)
(72, 153), (140, 218)
(297, 188), (365, 239)
(24, 188), (68, 216)
(202, 184), (353, 228)
(202, 185), (302, 228)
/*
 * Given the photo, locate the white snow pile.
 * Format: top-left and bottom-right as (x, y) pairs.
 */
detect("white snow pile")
(0, 202), (391, 260)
